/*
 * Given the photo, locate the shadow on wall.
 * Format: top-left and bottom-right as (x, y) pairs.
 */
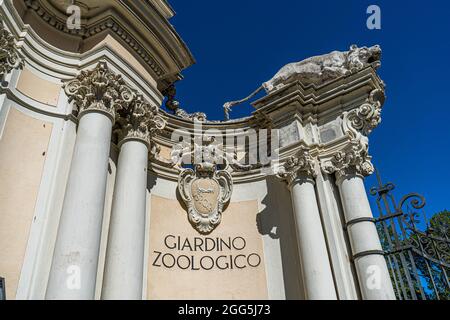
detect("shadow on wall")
(146, 170), (157, 193)
(257, 176), (305, 300)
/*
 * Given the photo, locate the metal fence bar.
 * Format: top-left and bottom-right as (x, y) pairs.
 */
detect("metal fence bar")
(0, 277), (5, 300)
(371, 171), (450, 300)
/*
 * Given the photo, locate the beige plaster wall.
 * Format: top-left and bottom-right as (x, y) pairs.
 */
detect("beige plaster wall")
(17, 68), (61, 107)
(147, 195), (268, 300)
(0, 107), (52, 299)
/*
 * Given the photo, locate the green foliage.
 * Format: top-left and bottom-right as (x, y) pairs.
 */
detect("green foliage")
(428, 210), (450, 238)
(377, 210), (450, 300)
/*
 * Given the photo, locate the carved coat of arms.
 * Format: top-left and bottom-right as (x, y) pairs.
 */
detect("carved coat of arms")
(178, 162), (232, 234)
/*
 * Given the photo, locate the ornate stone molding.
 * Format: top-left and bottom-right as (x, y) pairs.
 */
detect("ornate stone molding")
(23, 0), (165, 77)
(173, 137), (234, 233)
(177, 137), (233, 234)
(175, 108), (207, 122)
(114, 93), (166, 148)
(278, 146), (317, 186)
(64, 62), (134, 121)
(0, 22), (23, 78)
(170, 136), (258, 172)
(344, 89), (385, 136)
(321, 139), (374, 180)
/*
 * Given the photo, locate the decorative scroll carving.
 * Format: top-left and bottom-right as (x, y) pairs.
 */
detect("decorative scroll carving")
(162, 84), (207, 122)
(64, 62), (134, 120)
(177, 138), (233, 234)
(345, 89), (385, 135)
(321, 139), (374, 179)
(175, 108), (207, 122)
(171, 136), (258, 172)
(161, 84), (179, 112)
(114, 93), (166, 148)
(0, 22), (23, 78)
(263, 45), (382, 92)
(277, 146), (316, 185)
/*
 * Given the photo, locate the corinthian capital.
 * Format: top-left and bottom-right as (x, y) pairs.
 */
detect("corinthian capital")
(0, 22), (23, 78)
(64, 62), (135, 121)
(344, 89), (385, 136)
(278, 146), (317, 186)
(321, 139), (374, 180)
(114, 93), (166, 148)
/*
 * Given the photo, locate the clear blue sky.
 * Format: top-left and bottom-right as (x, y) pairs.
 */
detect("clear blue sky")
(169, 0), (450, 219)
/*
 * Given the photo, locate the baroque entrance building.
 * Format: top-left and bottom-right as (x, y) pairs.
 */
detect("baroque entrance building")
(0, 0), (396, 300)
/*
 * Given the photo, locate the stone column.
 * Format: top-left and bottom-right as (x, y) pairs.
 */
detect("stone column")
(46, 62), (134, 299)
(324, 140), (395, 300)
(102, 95), (165, 299)
(279, 147), (337, 300)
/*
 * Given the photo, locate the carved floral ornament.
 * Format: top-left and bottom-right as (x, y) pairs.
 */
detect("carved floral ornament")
(114, 93), (166, 147)
(277, 139), (375, 185)
(321, 139), (375, 180)
(0, 21), (23, 77)
(277, 146), (317, 186)
(64, 62), (135, 120)
(65, 62), (166, 148)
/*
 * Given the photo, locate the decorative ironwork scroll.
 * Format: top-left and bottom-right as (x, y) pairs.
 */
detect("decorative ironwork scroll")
(371, 171), (449, 300)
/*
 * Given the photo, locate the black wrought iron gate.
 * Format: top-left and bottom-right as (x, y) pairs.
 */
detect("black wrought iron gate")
(371, 172), (450, 300)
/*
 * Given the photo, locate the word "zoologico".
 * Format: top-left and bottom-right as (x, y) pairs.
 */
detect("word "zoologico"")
(151, 234), (263, 271)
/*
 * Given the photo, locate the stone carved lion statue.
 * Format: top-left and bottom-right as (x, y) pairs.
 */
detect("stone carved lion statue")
(263, 44), (382, 92)
(223, 45), (381, 120)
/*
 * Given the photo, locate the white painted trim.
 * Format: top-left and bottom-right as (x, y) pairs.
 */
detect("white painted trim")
(315, 171), (359, 299)
(13, 106), (66, 299)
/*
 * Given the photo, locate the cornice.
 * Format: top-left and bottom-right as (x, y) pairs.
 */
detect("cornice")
(16, 0), (195, 88)
(148, 0), (175, 19)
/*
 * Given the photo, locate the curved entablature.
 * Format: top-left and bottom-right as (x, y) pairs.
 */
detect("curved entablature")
(1, 0), (386, 186)
(149, 65), (385, 184)
(12, 0), (194, 89)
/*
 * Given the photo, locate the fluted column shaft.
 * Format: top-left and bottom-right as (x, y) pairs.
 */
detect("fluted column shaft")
(289, 174), (337, 300)
(280, 146), (337, 300)
(336, 172), (395, 300)
(101, 94), (165, 299)
(46, 111), (113, 299)
(101, 139), (148, 299)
